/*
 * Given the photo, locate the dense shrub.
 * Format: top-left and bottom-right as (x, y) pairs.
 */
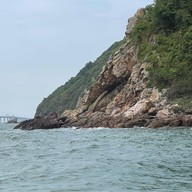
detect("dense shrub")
(131, 0), (192, 100)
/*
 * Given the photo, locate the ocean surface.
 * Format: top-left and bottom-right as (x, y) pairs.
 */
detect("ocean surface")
(0, 123), (192, 192)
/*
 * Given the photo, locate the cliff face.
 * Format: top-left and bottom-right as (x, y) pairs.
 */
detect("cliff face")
(59, 9), (183, 128)
(15, 7), (192, 130)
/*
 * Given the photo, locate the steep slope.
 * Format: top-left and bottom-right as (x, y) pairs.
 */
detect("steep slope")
(35, 40), (125, 117)
(15, 0), (192, 130)
(59, 9), (161, 128)
(59, 4), (192, 128)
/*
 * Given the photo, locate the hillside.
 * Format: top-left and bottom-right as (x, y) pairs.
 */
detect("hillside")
(16, 0), (192, 130)
(35, 40), (125, 117)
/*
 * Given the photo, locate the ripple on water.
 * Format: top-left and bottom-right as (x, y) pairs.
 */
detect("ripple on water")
(0, 124), (192, 192)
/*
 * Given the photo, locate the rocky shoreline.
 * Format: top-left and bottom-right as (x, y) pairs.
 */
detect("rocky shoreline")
(14, 111), (192, 130)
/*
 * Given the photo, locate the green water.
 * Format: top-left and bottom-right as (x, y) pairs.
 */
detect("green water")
(0, 123), (192, 191)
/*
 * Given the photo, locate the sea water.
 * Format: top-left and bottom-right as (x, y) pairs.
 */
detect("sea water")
(0, 123), (192, 192)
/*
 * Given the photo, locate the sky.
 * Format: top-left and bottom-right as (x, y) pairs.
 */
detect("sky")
(0, 0), (153, 118)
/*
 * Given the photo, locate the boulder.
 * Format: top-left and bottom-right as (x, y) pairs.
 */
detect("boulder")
(124, 99), (153, 119)
(156, 109), (171, 119)
(14, 113), (62, 130)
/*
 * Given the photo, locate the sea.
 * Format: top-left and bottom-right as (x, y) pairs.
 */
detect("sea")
(0, 123), (192, 192)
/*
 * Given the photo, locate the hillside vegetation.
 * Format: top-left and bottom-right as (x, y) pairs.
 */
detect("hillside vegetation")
(131, 0), (192, 104)
(35, 40), (125, 116)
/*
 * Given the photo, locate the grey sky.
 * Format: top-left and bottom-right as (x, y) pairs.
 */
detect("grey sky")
(0, 0), (153, 118)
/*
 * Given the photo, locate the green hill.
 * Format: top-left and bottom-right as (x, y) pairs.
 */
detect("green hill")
(35, 40), (125, 116)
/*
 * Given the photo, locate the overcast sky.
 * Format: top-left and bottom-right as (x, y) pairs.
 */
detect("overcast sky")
(0, 0), (153, 118)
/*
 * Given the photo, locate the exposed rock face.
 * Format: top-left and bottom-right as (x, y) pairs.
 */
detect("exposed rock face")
(58, 38), (190, 128)
(15, 9), (192, 130)
(59, 54), (192, 128)
(59, 45), (169, 128)
(125, 9), (145, 37)
(58, 9), (192, 129)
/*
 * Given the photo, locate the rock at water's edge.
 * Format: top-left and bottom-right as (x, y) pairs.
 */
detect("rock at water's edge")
(14, 113), (62, 130)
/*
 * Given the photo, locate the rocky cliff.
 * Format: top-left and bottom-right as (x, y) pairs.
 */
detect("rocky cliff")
(57, 9), (192, 129)
(15, 8), (192, 130)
